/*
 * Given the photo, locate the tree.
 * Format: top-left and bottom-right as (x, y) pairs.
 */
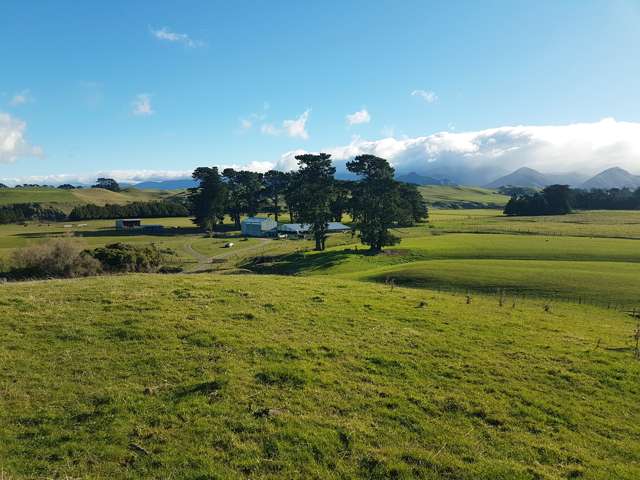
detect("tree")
(238, 170), (264, 218)
(504, 184), (572, 216)
(347, 154), (400, 252)
(396, 183), (429, 226)
(222, 169), (263, 227)
(263, 170), (288, 222)
(189, 167), (228, 236)
(57, 184), (76, 189)
(543, 184), (572, 215)
(295, 153), (335, 251)
(0, 183), (8, 189)
(93, 177), (121, 192)
(283, 171), (304, 223)
(330, 180), (353, 222)
(222, 168), (243, 228)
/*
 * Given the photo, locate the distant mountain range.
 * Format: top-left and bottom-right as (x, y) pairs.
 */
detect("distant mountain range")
(395, 172), (455, 186)
(484, 166), (640, 190)
(580, 167), (640, 190)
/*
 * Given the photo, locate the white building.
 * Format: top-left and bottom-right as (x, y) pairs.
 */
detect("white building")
(241, 217), (277, 237)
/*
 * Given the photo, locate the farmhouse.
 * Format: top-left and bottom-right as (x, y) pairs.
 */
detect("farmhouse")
(115, 219), (164, 233)
(241, 217), (277, 237)
(278, 222), (351, 236)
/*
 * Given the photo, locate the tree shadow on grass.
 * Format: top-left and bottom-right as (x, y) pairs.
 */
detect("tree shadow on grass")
(244, 247), (376, 275)
(14, 225), (248, 239)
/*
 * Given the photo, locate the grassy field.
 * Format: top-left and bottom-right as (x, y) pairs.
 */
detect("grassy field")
(418, 185), (509, 208)
(247, 211), (640, 308)
(0, 187), (177, 212)
(1, 207), (640, 477)
(1, 274), (638, 479)
(427, 209), (640, 239)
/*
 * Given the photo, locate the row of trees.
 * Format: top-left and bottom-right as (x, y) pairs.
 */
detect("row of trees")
(571, 187), (640, 210)
(0, 200), (187, 224)
(504, 185), (573, 216)
(68, 201), (188, 221)
(0, 203), (66, 224)
(504, 185), (640, 216)
(188, 153), (428, 251)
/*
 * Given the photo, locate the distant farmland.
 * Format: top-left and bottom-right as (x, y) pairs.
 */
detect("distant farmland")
(418, 185), (510, 208)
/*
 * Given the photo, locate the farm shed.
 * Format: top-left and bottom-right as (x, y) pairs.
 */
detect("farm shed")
(241, 217), (277, 237)
(115, 219), (141, 230)
(115, 219), (164, 233)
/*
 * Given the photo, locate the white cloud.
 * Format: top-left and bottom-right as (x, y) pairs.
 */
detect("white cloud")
(150, 27), (204, 48)
(260, 109), (311, 139)
(9, 89), (33, 106)
(0, 112), (43, 164)
(411, 89), (438, 103)
(282, 109), (310, 139)
(346, 109), (371, 126)
(274, 118), (640, 184)
(132, 94), (154, 116)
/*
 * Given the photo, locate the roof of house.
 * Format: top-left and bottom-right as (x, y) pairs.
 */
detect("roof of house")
(278, 222), (350, 233)
(242, 217), (275, 224)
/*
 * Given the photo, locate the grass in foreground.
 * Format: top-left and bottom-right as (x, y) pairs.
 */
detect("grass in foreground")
(1, 274), (639, 479)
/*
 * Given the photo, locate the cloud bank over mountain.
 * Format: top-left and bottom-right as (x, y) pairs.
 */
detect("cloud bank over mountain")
(3, 118), (640, 186)
(276, 118), (640, 184)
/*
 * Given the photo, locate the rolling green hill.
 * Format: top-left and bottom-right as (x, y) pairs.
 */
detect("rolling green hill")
(418, 185), (510, 209)
(0, 187), (178, 212)
(1, 274), (638, 479)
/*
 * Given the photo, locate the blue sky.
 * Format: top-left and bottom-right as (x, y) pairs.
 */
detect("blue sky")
(2, 0), (640, 184)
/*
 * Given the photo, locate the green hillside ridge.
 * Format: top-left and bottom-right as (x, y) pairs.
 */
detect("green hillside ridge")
(0, 274), (638, 479)
(0, 187), (178, 212)
(418, 185), (510, 208)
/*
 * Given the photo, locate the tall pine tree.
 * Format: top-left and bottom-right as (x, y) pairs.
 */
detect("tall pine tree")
(347, 155), (400, 252)
(295, 153), (335, 251)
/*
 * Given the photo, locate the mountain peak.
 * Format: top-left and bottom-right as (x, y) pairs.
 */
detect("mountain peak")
(581, 167), (640, 190)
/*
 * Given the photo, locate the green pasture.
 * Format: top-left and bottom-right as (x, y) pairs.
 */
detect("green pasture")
(1, 274), (638, 479)
(427, 209), (640, 239)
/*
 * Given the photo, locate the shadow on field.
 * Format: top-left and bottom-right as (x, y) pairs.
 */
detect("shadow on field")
(244, 248), (374, 275)
(15, 225), (247, 239)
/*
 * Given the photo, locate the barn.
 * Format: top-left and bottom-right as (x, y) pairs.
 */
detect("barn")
(115, 219), (164, 233)
(241, 217), (277, 237)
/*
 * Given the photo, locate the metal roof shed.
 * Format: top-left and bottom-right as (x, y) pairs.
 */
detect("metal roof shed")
(241, 217), (277, 237)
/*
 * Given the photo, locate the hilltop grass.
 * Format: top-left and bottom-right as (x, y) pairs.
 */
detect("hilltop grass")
(418, 185), (509, 208)
(0, 187), (176, 212)
(0, 274), (638, 479)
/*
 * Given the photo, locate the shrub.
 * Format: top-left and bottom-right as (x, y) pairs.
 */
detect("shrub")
(9, 238), (101, 279)
(89, 243), (164, 273)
